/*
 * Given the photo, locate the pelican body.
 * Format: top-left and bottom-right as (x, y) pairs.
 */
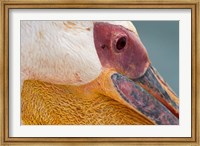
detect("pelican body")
(21, 21), (179, 125)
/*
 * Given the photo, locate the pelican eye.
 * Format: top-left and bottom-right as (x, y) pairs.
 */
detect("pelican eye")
(116, 37), (126, 50)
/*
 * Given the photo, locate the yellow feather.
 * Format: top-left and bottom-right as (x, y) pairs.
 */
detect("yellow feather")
(22, 70), (154, 125)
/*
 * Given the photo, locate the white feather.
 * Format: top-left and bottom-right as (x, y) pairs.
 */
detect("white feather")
(21, 21), (137, 87)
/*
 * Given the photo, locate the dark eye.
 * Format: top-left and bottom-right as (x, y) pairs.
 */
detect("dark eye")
(116, 37), (126, 50)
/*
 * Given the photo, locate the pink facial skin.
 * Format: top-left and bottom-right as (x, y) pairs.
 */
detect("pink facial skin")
(93, 22), (150, 79)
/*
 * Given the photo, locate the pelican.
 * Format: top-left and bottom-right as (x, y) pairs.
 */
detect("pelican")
(21, 21), (179, 125)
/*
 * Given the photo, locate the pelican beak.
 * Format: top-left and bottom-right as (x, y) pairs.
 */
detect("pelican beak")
(110, 65), (179, 125)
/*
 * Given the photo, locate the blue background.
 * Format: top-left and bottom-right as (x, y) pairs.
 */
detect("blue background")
(132, 21), (179, 96)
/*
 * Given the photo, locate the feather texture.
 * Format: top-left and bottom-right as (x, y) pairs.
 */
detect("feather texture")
(21, 21), (102, 86)
(21, 21), (138, 87)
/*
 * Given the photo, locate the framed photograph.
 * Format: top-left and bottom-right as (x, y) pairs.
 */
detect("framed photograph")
(1, 0), (199, 145)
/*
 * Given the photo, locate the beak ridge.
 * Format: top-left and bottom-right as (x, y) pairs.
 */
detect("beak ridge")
(134, 65), (179, 118)
(111, 65), (179, 125)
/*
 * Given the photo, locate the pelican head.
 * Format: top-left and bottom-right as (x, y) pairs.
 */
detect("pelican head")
(21, 21), (179, 125)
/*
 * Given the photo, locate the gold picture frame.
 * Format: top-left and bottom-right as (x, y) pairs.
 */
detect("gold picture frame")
(0, 0), (199, 145)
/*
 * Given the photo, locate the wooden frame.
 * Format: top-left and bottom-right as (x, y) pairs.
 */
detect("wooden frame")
(0, 0), (199, 145)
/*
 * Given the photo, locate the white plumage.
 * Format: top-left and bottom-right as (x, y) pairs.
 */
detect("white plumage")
(21, 21), (137, 87)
